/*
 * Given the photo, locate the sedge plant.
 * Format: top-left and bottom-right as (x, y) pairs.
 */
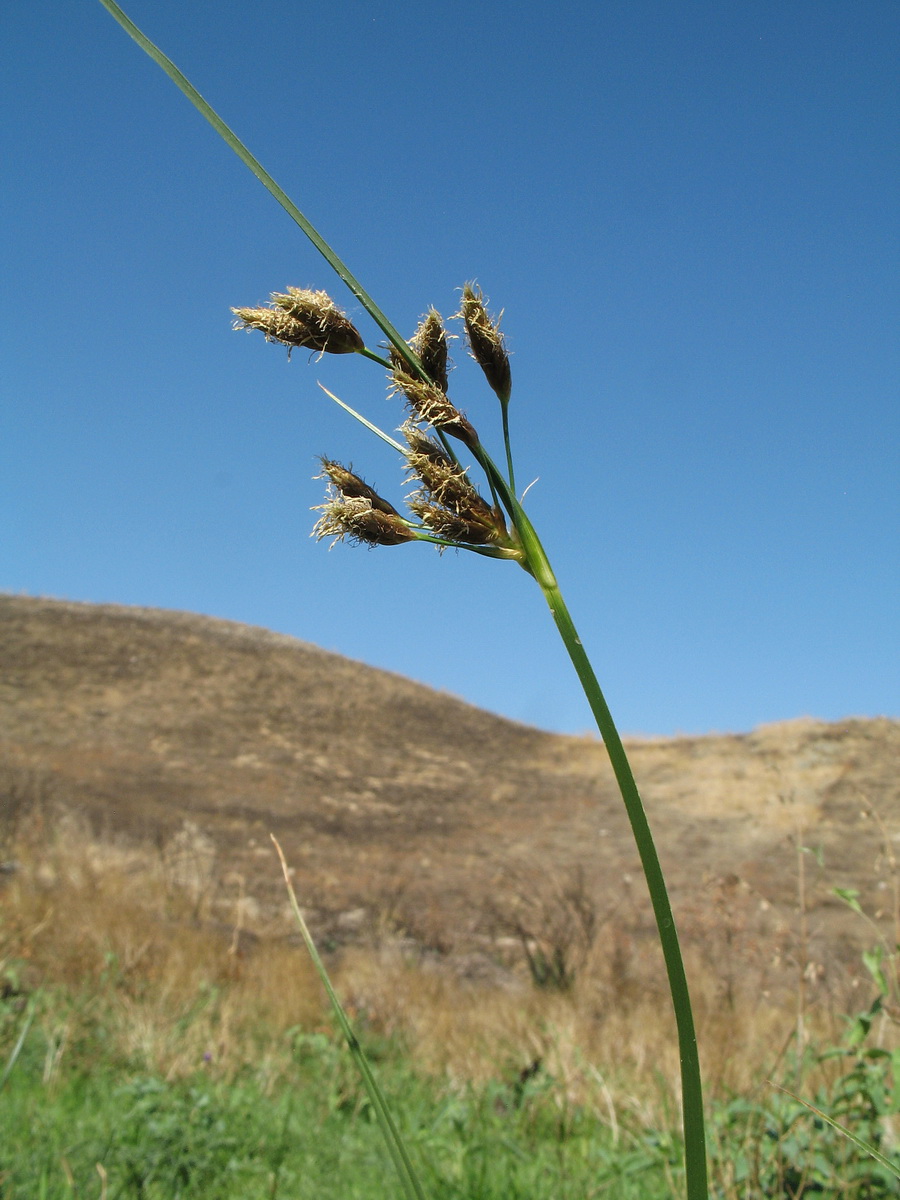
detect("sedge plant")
(98, 3), (709, 1195)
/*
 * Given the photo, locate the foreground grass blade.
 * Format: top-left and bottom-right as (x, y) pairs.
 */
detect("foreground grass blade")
(770, 1082), (900, 1181)
(0, 996), (36, 1094)
(271, 836), (429, 1200)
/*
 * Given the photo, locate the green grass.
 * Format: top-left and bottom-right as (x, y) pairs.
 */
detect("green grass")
(6, 976), (900, 1198)
(0, 996), (674, 1199)
(5, 978), (900, 1199)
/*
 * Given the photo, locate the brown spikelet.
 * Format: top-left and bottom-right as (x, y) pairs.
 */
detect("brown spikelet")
(316, 459), (402, 517)
(312, 459), (414, 547)
(411, 309), (450, 392)
(312, 496), (415, 547)
(403, 425), (510, 545)
(407, 501), (499, 546)
(390, 309), (451, 391)
(457, 283), (511, 403)
(391, 369), (478, 449)
(233, 288), (364, 355)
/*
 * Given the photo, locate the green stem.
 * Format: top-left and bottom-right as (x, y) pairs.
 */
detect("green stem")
(500, 398), (516, 495)
(412, 533), (524, 560)
(468, 439), (708, 1197)
(271, 838), (427, 1200)
(358, 347), (394, 370)
(539, 576), (707, 1199)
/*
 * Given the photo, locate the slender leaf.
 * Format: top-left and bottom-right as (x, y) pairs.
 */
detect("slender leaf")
(95, 0), (422, 375)
(271, 836), (429, 1200)
(0, 996), (36, 1093)
(770, 1082), (900, 1181)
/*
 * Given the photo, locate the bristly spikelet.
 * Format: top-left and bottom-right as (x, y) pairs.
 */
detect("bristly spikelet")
(457, 283), (511, 404)
(312, 459), (414, 547)
(402, 425), (464, 506)
(390, 309), (451, 392)
(391, 368), (479, 449)
(403, 424), (510, 544)
(312, 495), (416, 547)
(411, 309), (450, 392)
(403, 425), (484, 512)
(407, 501), (500, 546)
(316, 459), (402, 516)
(232, 288), (364, 355)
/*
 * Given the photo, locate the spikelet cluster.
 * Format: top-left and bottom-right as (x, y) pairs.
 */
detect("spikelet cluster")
(234, 284), (519, 555)
(403, 426), (509, 546)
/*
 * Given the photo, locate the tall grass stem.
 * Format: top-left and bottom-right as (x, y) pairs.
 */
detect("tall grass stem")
(472, 443), (707, 1196)
(271, 836), (428, 1200)
(0, 996), (36, 1094)
(96, 0), (422, 379)
(98, 5), (709, 1194)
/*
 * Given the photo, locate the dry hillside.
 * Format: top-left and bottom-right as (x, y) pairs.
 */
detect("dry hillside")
(2, 593), (897, 1005)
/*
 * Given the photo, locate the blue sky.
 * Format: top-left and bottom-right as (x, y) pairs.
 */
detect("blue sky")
(3, 1), (898, 736)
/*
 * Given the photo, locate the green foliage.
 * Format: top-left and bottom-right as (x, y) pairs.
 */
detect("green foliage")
(0, 992), (674, 1199)
(713, 1073), (899, 1196)
(6, 966), (900, 1198)
(711, 988), (900, 1198)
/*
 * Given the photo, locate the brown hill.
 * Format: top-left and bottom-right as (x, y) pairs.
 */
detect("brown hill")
(2, 593), (898, 1001)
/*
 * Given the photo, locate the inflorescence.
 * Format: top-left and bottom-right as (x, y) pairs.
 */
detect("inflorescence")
(233, 284), (522, 561)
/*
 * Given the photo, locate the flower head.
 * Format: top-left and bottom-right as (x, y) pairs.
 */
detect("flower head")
(391, 368), (478, 449)
(312, 460), (414, 548)
(317, 458), (402, 516)
(232, 288), (364, 355)
(403, 425), (510, 545)
(312, 495), (415, 547)
(408, 308), (451, 392)
(457, 283), (511, 404)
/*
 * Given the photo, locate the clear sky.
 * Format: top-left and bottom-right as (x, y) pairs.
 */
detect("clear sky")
(3, 1), (898, 736)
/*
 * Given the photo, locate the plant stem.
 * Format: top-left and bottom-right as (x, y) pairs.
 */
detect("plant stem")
(96, 0), (424, 377)
(358, 347), (394, 370)
(500, 398), (516, 495)
(538, 576), (708, 1199)
(271, 837), (427, 1200)
(98, 6), (709, 1190)
(472, 441), (708, 1197)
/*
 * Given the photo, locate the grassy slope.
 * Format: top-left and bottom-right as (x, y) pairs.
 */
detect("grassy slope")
(3, 595), (900, 1195)
(2, 593), (898, 1008)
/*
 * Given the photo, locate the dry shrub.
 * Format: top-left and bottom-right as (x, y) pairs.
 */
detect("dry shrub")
(486, 863), (608, 991)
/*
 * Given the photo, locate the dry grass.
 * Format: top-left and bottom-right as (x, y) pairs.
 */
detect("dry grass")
(2, 805), (880, 1136)
(0, 810), (324, 1084)
(331, 934), (838, 1114)
(3, 595), (898, 994)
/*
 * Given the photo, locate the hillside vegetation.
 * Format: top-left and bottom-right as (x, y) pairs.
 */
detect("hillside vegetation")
(3, 594), (900, 1195)
(2, 593), (896, 1002)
